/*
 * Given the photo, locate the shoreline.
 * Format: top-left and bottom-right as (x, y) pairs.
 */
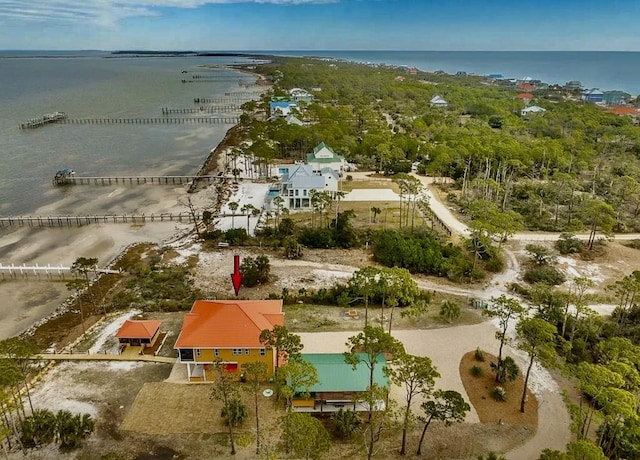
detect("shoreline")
(1, 66), (269, 342)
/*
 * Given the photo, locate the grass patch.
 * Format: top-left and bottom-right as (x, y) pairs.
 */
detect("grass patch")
(340, 180), (401, 193)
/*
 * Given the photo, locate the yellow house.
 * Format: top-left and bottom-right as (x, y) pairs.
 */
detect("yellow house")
(174, 299), (284, 382)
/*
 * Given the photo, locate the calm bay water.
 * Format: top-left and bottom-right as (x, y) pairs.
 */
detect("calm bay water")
(276, 50), (640, 96)
(0, 53), (257, 216)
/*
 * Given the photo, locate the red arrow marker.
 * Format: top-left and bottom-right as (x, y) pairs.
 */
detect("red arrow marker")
(230, 254), (242, 296)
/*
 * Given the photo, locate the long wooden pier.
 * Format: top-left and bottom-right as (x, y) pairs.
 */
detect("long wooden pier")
(53, 174), (227, 186)
(57, 116), (240, 125)
(161, 106), (240, 115)
(194, 97), (250, 104)
(0, 212), (251, 228)
(225, 91), (263, 97)
(19, 112), (67, 129)
(0, 263), (120, 280)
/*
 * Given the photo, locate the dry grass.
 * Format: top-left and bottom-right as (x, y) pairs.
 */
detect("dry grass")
(460, 351), (538, 426)
(340, 180), (401, 193)
(284, 303), (484, 333)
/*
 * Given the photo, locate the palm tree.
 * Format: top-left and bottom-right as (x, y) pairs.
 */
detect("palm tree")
(228, 201), (239, 228)
(371, 206), (381, 223)
(439, 300), (461, 323)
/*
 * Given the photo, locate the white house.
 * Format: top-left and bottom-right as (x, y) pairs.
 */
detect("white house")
(285, 114), (305, 126)
(521, 105), (547, 117)
(306, 142), (347, 175)
(430, 95), (448, 108)
(275, 164), (339, 210)
(289, 88), (314, 104)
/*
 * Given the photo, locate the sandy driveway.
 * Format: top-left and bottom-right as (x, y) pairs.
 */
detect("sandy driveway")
(298, 324), (571, 460)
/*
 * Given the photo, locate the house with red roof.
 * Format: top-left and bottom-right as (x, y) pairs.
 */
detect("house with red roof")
(115, 319), (163, 355)
(517, 93), (534, 104)
(174, 300), (284, 382)
(517, 82), (536, 92)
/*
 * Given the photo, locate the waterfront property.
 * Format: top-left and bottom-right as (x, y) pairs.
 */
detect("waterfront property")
(174, 300), (284, 382)
(292, 353), (389, 413)
(269, 98), (298, 117)
(276, 164), (339, 210)
(603, 90), (631, 106)
(116, 320), (163, 355)
(289, 87), (314, 103)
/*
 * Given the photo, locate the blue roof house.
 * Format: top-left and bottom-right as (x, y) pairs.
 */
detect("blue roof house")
(269, 100), (298, 117)
(581, 89), (604, 103)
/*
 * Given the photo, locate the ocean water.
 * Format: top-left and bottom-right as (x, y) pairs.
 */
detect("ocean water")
(0, 53), (257, 216)
(275, 51), (640, 96)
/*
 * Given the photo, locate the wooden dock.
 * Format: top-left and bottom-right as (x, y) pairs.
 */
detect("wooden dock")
(53, 174), (227, 186)
(20, 112), (67, 129)
(193, 97), (250, 104)
(0, 263), (120, 280)
(161, 106), (240, 115)
(57, 116), (240, 125)
(224, 91), (263, 97)
(0, 212), (251, 228)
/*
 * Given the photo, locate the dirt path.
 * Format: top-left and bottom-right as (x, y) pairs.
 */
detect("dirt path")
(299, 324), (571, 459)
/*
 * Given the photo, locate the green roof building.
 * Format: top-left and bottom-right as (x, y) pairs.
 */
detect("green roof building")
(306, 142), (347, 174)
(292, 353), (389, 412)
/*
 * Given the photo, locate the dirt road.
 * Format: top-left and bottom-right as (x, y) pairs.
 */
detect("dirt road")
(299, 325), (571, 460)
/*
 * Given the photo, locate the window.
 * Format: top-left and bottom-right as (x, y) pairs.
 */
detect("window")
(195, 349), (201, 357)
(232, 348), (243, 356)
(179, 349), (194, 361)
(214, 349), (220, 357)
(303, 189), (307, 196)
(295, 189), (299, 196)
(244, 348), (250, 355)
(259, 348), (266, 357)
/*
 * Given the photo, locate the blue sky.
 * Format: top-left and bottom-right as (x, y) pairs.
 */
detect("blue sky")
(0, 0), (639, 51)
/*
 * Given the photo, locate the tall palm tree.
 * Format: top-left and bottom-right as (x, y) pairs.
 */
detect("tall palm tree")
(228, 201), (239, 228)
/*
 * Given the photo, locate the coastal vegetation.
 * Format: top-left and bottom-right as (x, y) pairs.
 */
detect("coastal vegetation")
(4, 54), (640, 459)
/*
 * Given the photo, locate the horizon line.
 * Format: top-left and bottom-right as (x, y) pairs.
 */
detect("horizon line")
(2, 49), (640, 53)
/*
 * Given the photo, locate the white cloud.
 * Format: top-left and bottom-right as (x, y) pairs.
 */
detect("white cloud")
(0, 0), (338, 28)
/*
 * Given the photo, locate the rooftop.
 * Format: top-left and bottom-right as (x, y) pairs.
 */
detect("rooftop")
(302, 353), (388, 393)
(115, 320), (162, 340)
(174, 300), (284, 349)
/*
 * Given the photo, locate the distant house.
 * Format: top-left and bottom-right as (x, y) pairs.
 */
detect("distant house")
(284, 114), (305, 126)
(269, 99), (298, 117)
(581, 88), (604, 103)
(277, 164), (339, 210)
(174, 300), (284, 382)
(603, 90), (630, 106)
(606, 106), (640, 124)
(306, 142), (347, 174)
(488, 73), (504, 79)
(394, 75), (405, 82)
(430, 95), (448, 108)
(517, 82), (536, 92)
(407, 67), (417, 75)
(565, 80), (583, 90)
(115, 320), (162, 354)
(521, 105), (547, 117)
(289, 88), (314, 104)
(292, 353), (389, 413)
(517, 93), (534, 104)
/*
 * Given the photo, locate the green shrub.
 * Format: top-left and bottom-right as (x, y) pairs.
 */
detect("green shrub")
(221, 396), (248, 427)
(474, 347), (485, 362)
(439, 300), (461, 323)
(298, 228), (335, 248)
(471, 365), (483, 377)
(331, 408), (362, 439)
(282, 236), (303, 259)
(523, 266), (566, 285)
(555, 233), (584, 255)
(490, 386), (507, 402)
(224, 228), (249, 245)
(240, 255), (271, 287)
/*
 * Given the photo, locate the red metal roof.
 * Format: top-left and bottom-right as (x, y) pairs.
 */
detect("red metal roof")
(174, 300), (284, 349)
(607, 107), (640, 116)
(115, 320), (162, 339)
(517, 93), (534, 99)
